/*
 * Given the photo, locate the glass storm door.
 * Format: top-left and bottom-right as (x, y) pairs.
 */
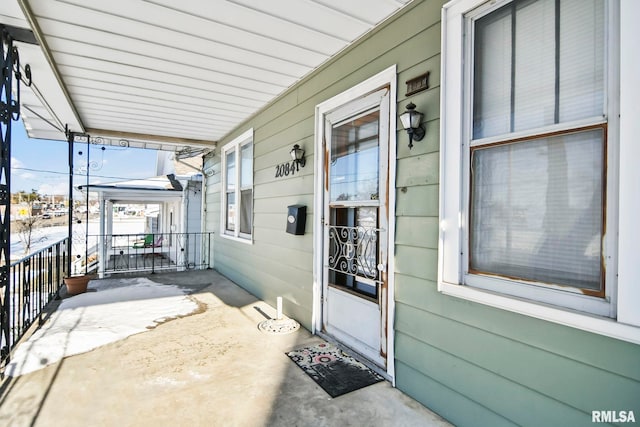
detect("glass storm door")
(322, 88), (390, 366)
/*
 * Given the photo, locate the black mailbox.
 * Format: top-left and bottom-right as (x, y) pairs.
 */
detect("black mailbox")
(286, 205), (306, 235)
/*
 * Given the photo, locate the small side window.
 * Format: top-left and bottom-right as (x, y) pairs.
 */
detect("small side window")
(221, 129), (253, 242)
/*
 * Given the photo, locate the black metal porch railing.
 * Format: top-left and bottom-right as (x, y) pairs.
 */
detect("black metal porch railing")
(1, 238), (69, 370)
(91, 232), (213, 275)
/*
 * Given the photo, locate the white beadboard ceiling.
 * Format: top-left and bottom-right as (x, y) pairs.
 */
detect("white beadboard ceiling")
(2, 0), (411, 152)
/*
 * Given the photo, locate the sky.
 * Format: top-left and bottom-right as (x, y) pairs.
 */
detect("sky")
(10, 120), (159, 195)
(5, 276), (198, 377)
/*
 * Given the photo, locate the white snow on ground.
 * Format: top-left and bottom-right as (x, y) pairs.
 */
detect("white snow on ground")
(5, 277), (199, 377)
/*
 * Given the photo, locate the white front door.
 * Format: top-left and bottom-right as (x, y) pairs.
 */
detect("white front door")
(321, 87), (390, 367)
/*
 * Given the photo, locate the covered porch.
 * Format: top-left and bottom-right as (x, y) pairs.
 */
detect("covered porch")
(80, 175), (209, 276)
(0, 269), (450, 427)
(1, 1), (452, 425)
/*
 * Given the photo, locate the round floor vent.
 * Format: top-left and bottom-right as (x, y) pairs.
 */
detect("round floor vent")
(258, 318), (300, 334)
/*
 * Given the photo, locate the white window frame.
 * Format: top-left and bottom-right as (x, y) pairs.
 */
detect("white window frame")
(439, 0), (640, 345)
(220, 129), (253, 244)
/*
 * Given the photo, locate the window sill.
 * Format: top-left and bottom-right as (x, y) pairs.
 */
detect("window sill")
(438, 281), (640, 345)
(220, 232), (253, 245)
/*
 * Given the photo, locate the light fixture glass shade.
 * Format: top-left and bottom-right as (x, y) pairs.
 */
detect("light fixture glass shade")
(410, 110), (423, 128)
(290, 144), (304, 161)
(400, 102), (423, 130)
(400, 111), (413, 130)
(401, 102), (426, 149)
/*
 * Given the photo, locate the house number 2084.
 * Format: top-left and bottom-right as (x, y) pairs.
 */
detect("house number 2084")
(274, 160), (297, 178)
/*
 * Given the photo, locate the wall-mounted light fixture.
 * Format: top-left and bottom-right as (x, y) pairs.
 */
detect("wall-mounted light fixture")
(400, 102), (425, 149)
(290, 144), (306, 171)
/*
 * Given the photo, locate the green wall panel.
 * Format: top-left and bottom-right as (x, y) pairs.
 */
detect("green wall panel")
(395, 184), (439, 217)
(253, 195), (314, 215)
(395, 217), (439, 249)
(395, 304), (640, 416)
(396, 119), (440, 159)
(394, 277), (640, 382)
(395, 334), (594, 427)
(395, 361), (517, 427)
(396, 151), (440, 187)
(202, 1), (640, 425)
(394, 246), (438, 282)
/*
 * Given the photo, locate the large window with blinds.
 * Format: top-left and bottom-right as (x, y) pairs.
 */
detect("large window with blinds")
(469, 0), (606, 295)
(221, 129), (253, 242)
(440, 0), (616, 318)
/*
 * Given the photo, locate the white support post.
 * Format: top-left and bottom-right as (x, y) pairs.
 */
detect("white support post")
(98, 194), (105, 278)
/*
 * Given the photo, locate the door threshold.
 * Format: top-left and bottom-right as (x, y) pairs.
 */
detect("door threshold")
(316, 331), (392, 382)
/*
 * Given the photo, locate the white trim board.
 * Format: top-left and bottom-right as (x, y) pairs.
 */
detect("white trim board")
(313, 64), (398, 380)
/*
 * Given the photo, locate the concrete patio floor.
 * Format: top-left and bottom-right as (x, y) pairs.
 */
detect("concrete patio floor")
(0, 270), (451, 427)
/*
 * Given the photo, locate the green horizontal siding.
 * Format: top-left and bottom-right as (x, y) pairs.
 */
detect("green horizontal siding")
(396, 118), (441, 159)
(396, 335), (592, 427)
(396, 151), (440, 187)
(396, 361), (517, 427)
(395, 217), (439, 249)
(213, 241), (313, 329)
(396, 304), (640, 415)
(253, 195), (314, 215)
(202, 0), (640, 426)
(394, 274), (640, 382)
(395, 184), (439, 217)
(394, 273), (640, 424)
(394, 246), (438, 281)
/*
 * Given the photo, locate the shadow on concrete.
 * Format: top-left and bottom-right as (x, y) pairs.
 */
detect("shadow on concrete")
(0, 269), (450, 427)
(0, 311), (84, 427)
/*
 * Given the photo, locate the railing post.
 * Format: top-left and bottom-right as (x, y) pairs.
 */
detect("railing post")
(180, 234), (186, 271)
(207, 232), (212, 269)
(55, 241), (61, 298)
(44, 247), (53, 326)
(151, 233), (155, 274)
(185, 233), (189, 269)
(22, 258), (31, 332)
(62, 238), (68, 280)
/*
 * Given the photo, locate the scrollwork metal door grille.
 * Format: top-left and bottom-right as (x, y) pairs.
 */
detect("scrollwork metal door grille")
(327, 224), (381, 298)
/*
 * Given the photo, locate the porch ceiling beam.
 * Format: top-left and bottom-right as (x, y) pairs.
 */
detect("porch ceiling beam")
(16, 0), (85, 133)
(85, 128), (216, 149)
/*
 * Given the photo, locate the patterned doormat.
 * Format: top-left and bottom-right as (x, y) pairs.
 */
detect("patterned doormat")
(286, 342), (383, 398)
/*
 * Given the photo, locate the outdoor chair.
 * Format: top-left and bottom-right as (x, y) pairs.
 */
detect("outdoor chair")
(132, 234), (154, 249)
(149, 236), (164, 248)
(132, 235), (164, 249)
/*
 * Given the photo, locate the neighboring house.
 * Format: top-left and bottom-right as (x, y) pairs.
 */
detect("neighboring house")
(81, 174), (204, 275)
(3, 0), (639, 425)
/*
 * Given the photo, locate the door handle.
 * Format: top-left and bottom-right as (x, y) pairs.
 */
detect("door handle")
(377, 263), (386, 272)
